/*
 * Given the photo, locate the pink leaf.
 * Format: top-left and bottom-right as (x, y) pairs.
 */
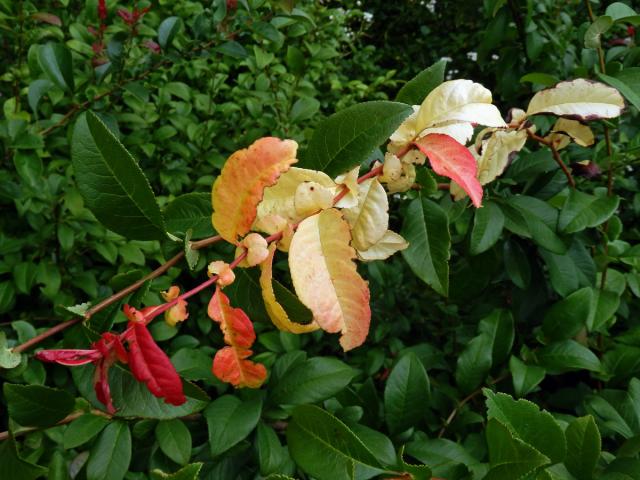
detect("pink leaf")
(35, 349), (101, 366)
(414, 133), (483, 207)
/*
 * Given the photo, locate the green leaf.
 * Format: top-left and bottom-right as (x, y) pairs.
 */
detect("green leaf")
(542, 287), (593, 341)
(71, 112), (166, 240)
(72, 365), (209, 419)
(485, 390), (566, 464)
(585, 16), (613, 49)
(0, 331), (21, 369)
(585, 394), (636, 439)
(270, 357), (357, 406)
(158, 16), (182, 49)
(86, 421), (131, 480)
(589, 290), (621, 331)
(37, 43), (74, 91)
(64, 413), (110, 449)
(286, 46), (305, 76)
(599, 70), (640, 112)
(204, 395), (262, 457)
(470, 201), (504, 255)
(4, 383), (75, 428)
(28, 79), (53, 113)
(401, 196), (451, 296)
(479, 309), (515, 366)
(395, 446), (432, 480)
(156, 419), (192, 466)
(456, 333), (493, 394)
(287, 405), (383, 480)
(299, 101), (413, 177)
(559, 190), (619, 234)
(384, 352), (430, 434)
(540, 240), (596, 297)
(290, 96), (320, 123)
(395, 59), (446, 105)
(510, 357), (546, 398)
(520, 73), (560, 86)
(257, 422), (290, 476)
(0, 281), (15, 314)
(565, 416), (601, 480)
(150, 463), (203, 480)
(485, 419), (550, 480)
(605, 2), (640, 24)
(215, 41), (248, 59)
(406, 438), (476, 478)
(0, 440), (47, 480)
(537, 340), (601, 374)
(508, 196), (566, 255)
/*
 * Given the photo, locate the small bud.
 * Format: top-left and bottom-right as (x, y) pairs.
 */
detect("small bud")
(294, 181), (334, 216)
(239, 233), (269, 267)
(161, 286), (189, 327)
(208, 261), (236, 287)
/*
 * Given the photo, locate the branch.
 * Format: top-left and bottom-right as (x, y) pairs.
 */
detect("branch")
(11, 234), (222, 355)
(438, 372), (510, 438)
(0, 409), (109, 442)
(527, 132), (576, 188)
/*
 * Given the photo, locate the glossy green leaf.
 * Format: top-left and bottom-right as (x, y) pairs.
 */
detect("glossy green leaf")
(470, 201), (504, 255)
(384, 352), (430, 434)
(401, 196), (451, 296)
(257, 422), (291, 476)
(0, 331), (21, 369)
(456, 333), (493, 393)
(605, 2), (640, 24)
(542, 287), (593, 341)
(537, 340), (601, 374)
(299, 101), (413, 176)
(204, 395), (262, 457)
(37, 43), (74, 91)
(287, 405), (383, 480)
(0, 440), (47, 480)
(479, 309), (515, 366)
(565, 415), (601, 480)
(156, 419), (192, 466)
(64, 414), (110, 449)
(559, 190), (619, 234)
(86, 421), (131, 480)
(485, 390), (566, 464)
(158, 16), (182, 49)
(71, 112), (166, 240)
(584, 16), (613, 49)
(28, 79), (53, 113)
(395, 59), (446, 105)
(541, 240), (596, 297)
(270, 357), (357, 406)
(4, 383), (75, 428)
(485, 419), (550, 479)
(150, 463), (203, 480)
(164, 192), (215, 239)
(510, 356), (545, 398)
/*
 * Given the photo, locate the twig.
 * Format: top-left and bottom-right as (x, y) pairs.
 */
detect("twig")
(527, 132), (576, 188)
(11, 234), (222, 355)
(438, 372), (510, 438)
(0, 410), (109, 442)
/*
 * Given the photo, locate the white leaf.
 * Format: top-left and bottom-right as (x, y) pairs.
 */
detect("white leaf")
(358, 230), (409, 262)
(343, 178), (389, 251)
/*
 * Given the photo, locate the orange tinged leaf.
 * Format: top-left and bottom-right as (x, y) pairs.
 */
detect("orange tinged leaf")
(288, 208), (371, 351)
(212, 137), (298, 243)
(208, 286), (266, 388)
(212, 347), (267, 388)
(415, 133), (483, 208)
(259, 243), (319, 334)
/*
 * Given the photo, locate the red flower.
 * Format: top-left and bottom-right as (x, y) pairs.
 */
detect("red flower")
(98, 0), (108, 21)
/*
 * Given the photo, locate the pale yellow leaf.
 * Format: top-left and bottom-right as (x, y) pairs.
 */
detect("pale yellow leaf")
(526, 79), (624, 120)
(415, 80), (506, 132)
(259, 244), (319, 334)
(418, 121), (475, 145)
(357, 230), (408, 262)
(294, 181), (334, 217)
(550, 118), (595, 147)
(343, 178), (389, 251)
(288, 209), (371, 351)
(334, 166), (360, 208)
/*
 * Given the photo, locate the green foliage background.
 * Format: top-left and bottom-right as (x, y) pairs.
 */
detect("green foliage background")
(1, 0), (640, 479)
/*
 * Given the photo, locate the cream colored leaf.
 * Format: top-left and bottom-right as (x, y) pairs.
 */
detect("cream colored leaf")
(294, 181), (334, 217)
(343, 178), (389, 251)
(477, 129), (528, 185)
(550, 118), (595, 147)
(416, 79), (506, 132)
(289, 209), (371, 351)
(255, 167), (336, 227)
(418, 121), (475, 146)
(358, 230), (408, 262)
(334, 166), (360, 208)
(259, 244), (319, 334)
(388, 106), (419, 150)
(526, 79), (624, 120)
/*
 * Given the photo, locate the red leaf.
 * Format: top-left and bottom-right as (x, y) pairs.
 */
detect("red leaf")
(208, 287), (266, 388)
(35, 349), (101, 366)
(213, 347), (267, 388)
(126, 321), (186, 406)
(93, 358), (117, 414)
(414, 133), (483, 207)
